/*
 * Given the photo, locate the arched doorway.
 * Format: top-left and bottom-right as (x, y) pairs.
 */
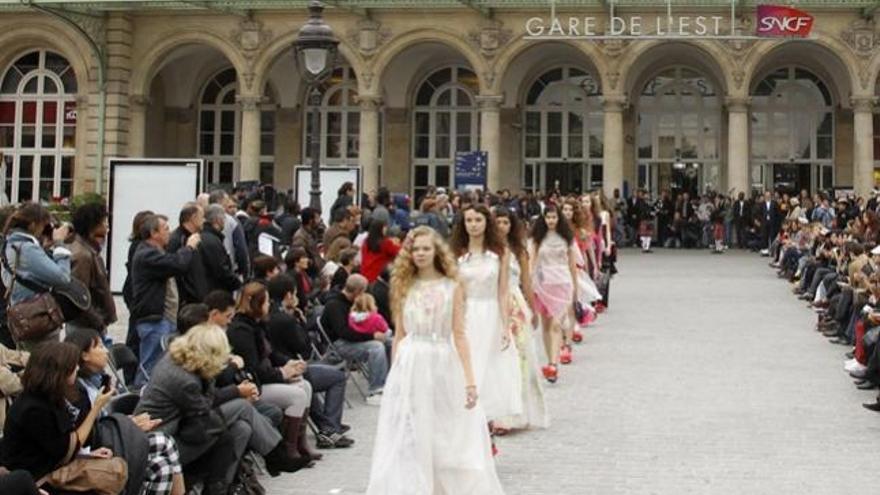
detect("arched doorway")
(522, 65), (603, 194)
(749, 66), (834, 195)
(197, 67), (275, 186)
(0, 50), (77, 203)
(636, 66), (721, 197)
(411, 66), (479, 201)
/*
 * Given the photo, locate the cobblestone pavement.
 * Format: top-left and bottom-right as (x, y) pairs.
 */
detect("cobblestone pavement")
(112, 249), (880, 494)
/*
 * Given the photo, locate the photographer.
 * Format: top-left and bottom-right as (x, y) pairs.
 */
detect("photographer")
(1, 203), (73, 350)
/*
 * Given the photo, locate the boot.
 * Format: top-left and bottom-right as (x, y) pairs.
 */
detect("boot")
(297, 409), (323, 461)
(281, 416), (316, 467)
(264, 441), (313, 476)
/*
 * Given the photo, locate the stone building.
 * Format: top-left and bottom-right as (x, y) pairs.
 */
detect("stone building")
(1, 0), (879, 204)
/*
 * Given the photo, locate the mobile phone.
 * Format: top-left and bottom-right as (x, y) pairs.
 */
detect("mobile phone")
(100, 374), (112, 392)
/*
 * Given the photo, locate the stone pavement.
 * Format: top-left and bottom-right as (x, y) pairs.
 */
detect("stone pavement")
(113, 249), (880, 494)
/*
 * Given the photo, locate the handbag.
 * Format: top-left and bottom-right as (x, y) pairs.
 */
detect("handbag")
(43, 456), (128, 495)
(1, 242), (65, 343)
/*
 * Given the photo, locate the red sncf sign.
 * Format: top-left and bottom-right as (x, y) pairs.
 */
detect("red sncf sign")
(756, 5), (814, 38)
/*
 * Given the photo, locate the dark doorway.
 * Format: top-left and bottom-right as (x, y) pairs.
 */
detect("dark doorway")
(772, 163), (810, 195)
(544, 162), (583, 194)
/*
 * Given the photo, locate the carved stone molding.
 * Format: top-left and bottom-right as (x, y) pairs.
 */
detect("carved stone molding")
(724, 96), (751, 113)
(475, 94), (503, 111)
(346, 19), (391, 58)
(481, 70), (497, 90)
(357, 94), (383, 110)
(605, 70), (620, 91)
(851, 95), (878, 113)
(599, 39), (628, 59)
(236, 95), (266, 111)
(129, 94), (151, 108)
(841, 19), (879, 58)
(231, 18), (273, 59)
(601, 95), (628, 112)
(468, 21), (512, 59)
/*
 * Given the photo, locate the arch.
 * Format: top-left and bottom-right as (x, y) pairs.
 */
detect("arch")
(742, 33), (857, 105)
(494, 39), (609, 95)
(867, 50), (880, 96)
(0, 22), (91, 96)
(620, 40), (730, 101)
(372, 28), (487, 94)
(250, 31), (363, 96)
(130, 30), (247, 98)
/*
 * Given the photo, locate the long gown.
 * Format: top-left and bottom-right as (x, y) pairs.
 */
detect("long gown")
(494, 255), (550, 430)
(459, 251), (523, 421)
(366, 278), (505, 495)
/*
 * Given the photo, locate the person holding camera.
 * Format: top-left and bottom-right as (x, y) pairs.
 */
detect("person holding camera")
(1, 203), (74, 351)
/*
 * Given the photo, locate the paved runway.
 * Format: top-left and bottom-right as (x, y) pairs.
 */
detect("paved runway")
(213, 249), (880, 493)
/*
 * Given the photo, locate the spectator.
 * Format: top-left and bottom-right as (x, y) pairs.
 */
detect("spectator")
(368, 268), (392, 332)
(330, 181), (355, 221)
(204, 290), (237, 330)
(122, 210), (154, 376)
(266, 276), (353, 449)
(200, 204), (243, 294)
(276, 199), (301, 246)
(0, 342), (127, 494)
(291, 207), (324, 277)
(66, 202), (116, 338)
(320, 274), (390, 405)
(322, 207), (355, 261)
(252, 254), (281, 285)
(226, 283), (320, 463)
(414, 197), (449, 237)
(1, 203), (73, 350)
(130, 214), (200, 385)
(167, 202), (207, 306)
(348, 293), (389, 337)
(370, 187), (392, 227)
(135, 324), (306, 494)
(208, 190), (249, 279)
(0, 469), (41, 495)
(0, 343), (26, 429)
(360, 218), (401, 283)
(330, 247), (358, 291)
(283, 248), (316, 312)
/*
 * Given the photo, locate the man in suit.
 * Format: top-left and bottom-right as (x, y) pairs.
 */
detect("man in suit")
(732, 192), (749, 248)
(759, 191), (781, 250)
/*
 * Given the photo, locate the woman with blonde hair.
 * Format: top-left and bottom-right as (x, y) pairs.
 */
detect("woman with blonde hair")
(137, 324), (305, 495)
(227, 282), (318, 464)
(366, 226), (504, 494)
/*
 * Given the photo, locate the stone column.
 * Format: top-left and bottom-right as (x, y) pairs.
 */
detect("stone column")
(358, 94), (381, 195)
(852, 96), (876, 196)
(128, 94), (149, 157)
(238, 95), (263, 182)
(477, 94), (503, 192)
(725, 96), (751, 195)
(602, 95), (626, 198)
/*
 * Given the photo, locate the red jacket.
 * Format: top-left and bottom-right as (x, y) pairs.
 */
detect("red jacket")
(360, 238), (400, 282)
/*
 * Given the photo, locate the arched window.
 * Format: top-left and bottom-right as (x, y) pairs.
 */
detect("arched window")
(523, 66), (603, 193)
(637, 66), (721, 195)
(198, 68), (275, 185)
(304, 67), (380, 168)
(412, 66), (479, 201)
(0, 50), (77, 203)
(750, 66), (834, 193)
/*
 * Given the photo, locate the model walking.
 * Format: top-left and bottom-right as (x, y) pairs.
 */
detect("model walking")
(365, 226), (504, 495)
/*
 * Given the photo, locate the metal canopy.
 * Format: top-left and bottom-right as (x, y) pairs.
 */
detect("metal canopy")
(0, 0), (876, 11)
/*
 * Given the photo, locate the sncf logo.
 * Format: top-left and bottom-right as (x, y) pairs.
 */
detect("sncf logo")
(756, 5), (814, 38)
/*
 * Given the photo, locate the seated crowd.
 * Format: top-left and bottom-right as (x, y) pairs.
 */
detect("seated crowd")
(762, 190), (880, 412)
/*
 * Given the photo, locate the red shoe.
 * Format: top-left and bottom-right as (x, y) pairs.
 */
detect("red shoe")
(541, 364), (558, 383)
(491, 441), (499, 457)
(572, 329), (584, 343)
(559, 345), (573, 364)
(595, 302), (606, 314)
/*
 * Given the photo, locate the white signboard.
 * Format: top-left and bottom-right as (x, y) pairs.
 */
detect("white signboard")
(294, 166), (361, 226)
(107, 158), (203, 293)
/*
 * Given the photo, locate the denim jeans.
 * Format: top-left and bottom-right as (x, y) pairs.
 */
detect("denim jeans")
(135, 318), (175, 386)
(333, 339), (391, 393)
(306, 363), (347, 434)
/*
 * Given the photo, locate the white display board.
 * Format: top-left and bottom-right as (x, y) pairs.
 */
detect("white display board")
(107, 158), (203, 293)
(294, 166), (361, 225)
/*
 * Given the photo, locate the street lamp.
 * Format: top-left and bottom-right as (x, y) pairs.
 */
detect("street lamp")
(293, 0), (339, 211)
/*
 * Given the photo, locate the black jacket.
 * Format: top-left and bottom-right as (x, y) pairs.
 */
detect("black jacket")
(226, 313), (289, 387)
(1, 392), (73, 479)
(320, 291), (370, 343)
(266, 303), (312, 360)
(130, 242), (194, 323)
(368, 278), (392, 330)
(200, 223), (242, 294)
(168, 226), (208, 306)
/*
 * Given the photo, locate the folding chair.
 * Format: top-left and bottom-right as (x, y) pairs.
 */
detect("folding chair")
(314, 317), (371, 401)
(108, 343), (147, 392)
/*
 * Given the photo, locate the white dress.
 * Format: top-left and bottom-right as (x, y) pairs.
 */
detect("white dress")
(366, 278), (505, 495)
(459, 251), (523, 421)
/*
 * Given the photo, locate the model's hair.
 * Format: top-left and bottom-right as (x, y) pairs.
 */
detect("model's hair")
(352, 293), (377, 313)
(237, 282), (269, 319)
(493, 206), (526, 260)
(21, 341), (80, 406)
(72, 202), (109, 238)
(169, 323), (231, 379)
(390, 226), (457, 320)
(563, 198), (587, 230)
(449, 203), (504, 257)
(531, 203), (574, 247)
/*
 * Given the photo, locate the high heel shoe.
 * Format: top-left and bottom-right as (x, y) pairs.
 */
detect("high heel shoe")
(559, 345), (573, 364)
(541, 364), (558, 383)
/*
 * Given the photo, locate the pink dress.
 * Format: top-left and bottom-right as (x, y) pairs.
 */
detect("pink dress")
(531, 232), (574, 322)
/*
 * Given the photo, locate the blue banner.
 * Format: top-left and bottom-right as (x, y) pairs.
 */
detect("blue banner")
(454, 151), (487, 190)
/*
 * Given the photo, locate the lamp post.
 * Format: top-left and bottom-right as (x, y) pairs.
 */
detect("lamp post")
(293, 0), (339, 211)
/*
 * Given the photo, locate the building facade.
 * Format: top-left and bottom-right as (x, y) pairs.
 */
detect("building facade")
(1, 0), (880, 204)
